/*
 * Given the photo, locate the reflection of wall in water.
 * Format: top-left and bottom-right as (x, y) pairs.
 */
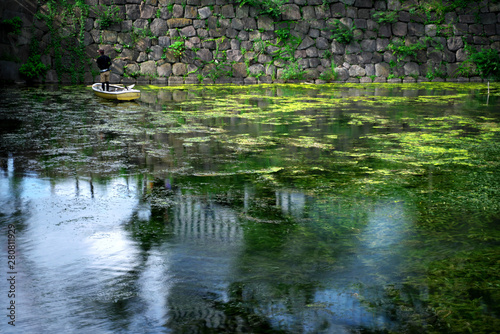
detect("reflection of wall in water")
(276, 190), (306, 219)
(172, 190), (243, 245)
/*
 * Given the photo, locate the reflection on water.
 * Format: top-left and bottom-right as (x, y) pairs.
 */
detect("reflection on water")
(0, 84), (498, 333)
(0, 156), (407, 333)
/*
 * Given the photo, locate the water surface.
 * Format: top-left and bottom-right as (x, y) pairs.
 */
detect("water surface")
(1, 83), (499, 333)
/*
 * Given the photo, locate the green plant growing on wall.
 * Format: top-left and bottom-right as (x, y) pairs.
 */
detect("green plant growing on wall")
(281, 59), (306, 81)
(426, 61), (448, 80)
(168, 40), (186, 57)
(34, 0), (89, 83)
(275, 23), (291, 41)
(319, 62), (339, 82)
(372, 11), (398, 24)
(93, 2), (123, 29)
(132, 27), (154, 42)
(236, 0), (286, 19)
(1, 16), (23, 35)
(326, 20), (356, 45)
(19, 37), (48, 81)
(20, 54), (48, 81)
(203, 37), (233, 81)
(463, 47), (500, 79)
(388, 39), (426, 62)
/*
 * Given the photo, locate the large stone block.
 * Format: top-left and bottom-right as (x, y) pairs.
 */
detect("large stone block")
(453, 23), (468, 36)
(248, 64), (265, 76)
(330, 3), (346, 17)
(376, 38), (389, 52)
(361, 39), (376, 52)
(354, 19), (367, 29)
(231, 18), (244, 30)
(306, 47), (319, 57)
(180, 25), (197, 37)
(331, 40), (345, 54)
(158, 36), (171, 47)
(149, 45), (164, 61)
(469, 24), (483, 35)
(140, 4), (155, 19)
(198, 7), (212, 19)
(126, 5), (140, 20)
(168, 76), (184, 85)
(150, 18), (168, 37)
(226, 50), (243, 62)
(316, 37), (329, 50)
(378, 23), (392, 37)
(335, 67), (349, 81)
(221, 4), (235, 18)
(196, 49), (213, 62)
(184, 6), (198, 19)
(172, 63), (187, 76)
(101, 30), (118, 44)
(241, 17), (257, 30)
(302, 6), (316, 20)
(232, 62), (247, 77)
(258, 16), (274, 31)
(359, 52), (373, 64)
(425, 24), (437, 37)
(172, 4), (184, 18)
(447, 37), (463, 51)
(137, 52), (148, 62)
(346, 42), (361, 54)
(355, 0), (373, 8)
(349, 65), (366, 77)
(140, 60), (157, 76)
(298, 36), (315, 50)
(365, 63), (375, 76)
(392, 22), (407, 37)
(459, 15), (475, 24)
(167, 18), (192, 28)
(136, 38), (152, 52)
(282, 4), (301, 21)
(375, 62), (390, 77)
(157, 62), (172, 77)
(315, 5), (331, 19)
(404, 62), (419, 76)
(408, 22), (424, 36)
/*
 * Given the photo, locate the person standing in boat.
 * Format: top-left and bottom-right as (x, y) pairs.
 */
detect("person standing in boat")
(96, 49), (111, 91)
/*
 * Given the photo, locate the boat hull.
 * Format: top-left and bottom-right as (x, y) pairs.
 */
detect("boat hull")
(92, 83), (140, 101)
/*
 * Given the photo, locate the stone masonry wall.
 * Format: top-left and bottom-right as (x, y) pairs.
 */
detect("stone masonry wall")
(2, 0), (500, 84)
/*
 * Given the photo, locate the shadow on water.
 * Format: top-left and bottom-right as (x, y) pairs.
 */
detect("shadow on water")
(0, 83), (499, 333)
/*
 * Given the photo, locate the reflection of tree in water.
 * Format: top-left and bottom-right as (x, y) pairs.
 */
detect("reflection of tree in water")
(124, 176), (417, 333)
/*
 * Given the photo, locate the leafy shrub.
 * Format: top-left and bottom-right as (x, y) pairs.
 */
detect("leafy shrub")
(236, 0), (286, 19)
(1, 16), (22, 35)
(372, 11), (398, 24)
(19, 54), (48, 80)
(327, 19), (355, 45)
(469, 48), (500, 79)
(281, 60), (306, 81)
(275, 27), (290, 41)
(93, 3), (123, 29)
(319, 62), (339, 82)
(457, 46), (500, 79)
(388, 39), (426, 62)
(168, 40), (186, 57)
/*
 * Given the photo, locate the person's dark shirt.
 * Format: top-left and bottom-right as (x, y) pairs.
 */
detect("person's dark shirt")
(97, 55), (111, 71)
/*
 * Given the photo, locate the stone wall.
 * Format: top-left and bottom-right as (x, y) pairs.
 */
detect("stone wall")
(2, 0), (500, 84)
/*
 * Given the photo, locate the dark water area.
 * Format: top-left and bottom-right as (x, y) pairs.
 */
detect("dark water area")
(0, 83), (499, 333)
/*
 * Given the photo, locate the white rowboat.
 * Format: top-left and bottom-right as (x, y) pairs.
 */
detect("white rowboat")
(92, 83), (140, 101)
